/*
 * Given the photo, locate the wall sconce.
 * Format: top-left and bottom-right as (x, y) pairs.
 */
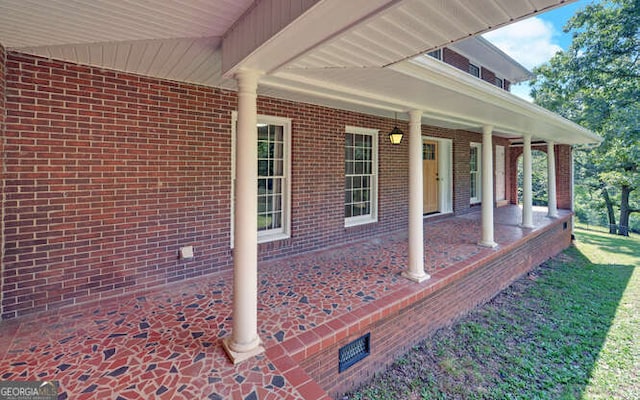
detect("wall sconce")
(388, 113), (404, 145)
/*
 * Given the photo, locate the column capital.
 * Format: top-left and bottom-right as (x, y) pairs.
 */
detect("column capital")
(408, 109), (423, 121)
(234, 69), (263, 91)
(482, 125), (494, 135)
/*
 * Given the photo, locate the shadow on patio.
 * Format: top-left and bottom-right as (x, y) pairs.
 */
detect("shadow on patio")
(0, 205), (569, 399)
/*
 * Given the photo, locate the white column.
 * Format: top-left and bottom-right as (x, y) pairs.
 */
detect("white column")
(522, 134), (534, 228)
(479, 126), (497, 247)
(223, 69), (264, 364)
(547, 141), (558, 218)
(402, 110), (430, 283)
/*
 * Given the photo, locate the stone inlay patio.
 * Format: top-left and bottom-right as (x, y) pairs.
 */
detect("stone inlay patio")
(0, 206), (568, 399)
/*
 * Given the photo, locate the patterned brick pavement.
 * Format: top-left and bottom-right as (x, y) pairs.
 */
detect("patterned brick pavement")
(0, 206), (566, 399)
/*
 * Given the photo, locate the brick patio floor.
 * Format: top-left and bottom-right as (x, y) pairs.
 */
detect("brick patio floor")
(0, 206), (568, 399)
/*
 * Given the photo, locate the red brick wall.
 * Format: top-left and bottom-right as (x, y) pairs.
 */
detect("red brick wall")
(0, 51), (558, 319)
(440, 47), (511, 92)
(556, 145), (573, 210)
(2, 53), (485, 318)
(508, 144), (572, 210)
(300, 216), (573, 397)
(2, 53), (237, 318)
(1, 43), (6, 317)
(443, 48), (469, 73)
(481, 67), (497, 85)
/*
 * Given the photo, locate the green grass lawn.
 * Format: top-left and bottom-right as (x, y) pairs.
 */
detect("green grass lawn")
(346, 228), (640, 399)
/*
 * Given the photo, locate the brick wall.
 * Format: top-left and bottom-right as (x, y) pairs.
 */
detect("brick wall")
(556, 145), (573, 210)
(2, 53), (239, 318)
(300, 216), (573, 397)
(442, 48), (469, 73)
(1, 42), (6, 318)
(0, 51), (563, 319)
(441, 48), (509, 92)
(481, 67), (497, 85)
(2, 52), (489, 318)
(508, 144), (572, 210)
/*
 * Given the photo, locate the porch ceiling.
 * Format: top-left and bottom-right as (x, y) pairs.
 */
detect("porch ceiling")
(0, 0), (600, 145)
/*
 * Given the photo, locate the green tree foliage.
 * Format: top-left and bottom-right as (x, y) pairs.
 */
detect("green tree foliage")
(517, 150), (548, 206)
(530, 0), (640, 235)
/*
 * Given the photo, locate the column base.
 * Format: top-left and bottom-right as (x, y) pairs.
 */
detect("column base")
(401, 270), (431, 283)
(478, 240), (497, 248)
(520, 223), (534, 229)
(222, 336), (265, 365)
(547, 213), (558, 219)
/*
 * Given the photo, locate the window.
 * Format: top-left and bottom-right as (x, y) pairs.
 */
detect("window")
(495, 77), (503, 88)
(231, 113), (291, 243)
(469, 63), (480, 77)
(345, 127), (378, 227)
(423, 142), (436, 160)
(470, 143), (482, 203)
(427, 49), (442, 60)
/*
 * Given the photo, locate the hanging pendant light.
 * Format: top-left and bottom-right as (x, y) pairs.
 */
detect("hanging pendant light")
(388, 112), (404, 145)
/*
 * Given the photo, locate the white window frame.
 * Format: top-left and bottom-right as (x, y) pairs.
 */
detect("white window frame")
(469, 63), (480, 78)
(470, 142), (482, 204)
(495, 77), (504, 89)
(231, 112), (292, 245)
(427, 49), (442, 60)
(344, 126), (378, 227)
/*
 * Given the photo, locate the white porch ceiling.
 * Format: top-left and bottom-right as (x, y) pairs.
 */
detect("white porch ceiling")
(0, 0), (251, 48)
(0, 0), (600, 145)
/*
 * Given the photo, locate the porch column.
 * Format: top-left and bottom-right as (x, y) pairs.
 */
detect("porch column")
(223, 69), (264, 364)
(479, 126), (497, 247)
(402, 110), (430, 283)
(547, 141), (558, 218)
(522, 134), (534, 228)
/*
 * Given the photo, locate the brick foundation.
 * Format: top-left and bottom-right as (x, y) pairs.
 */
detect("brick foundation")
(300, 215), (572, 397)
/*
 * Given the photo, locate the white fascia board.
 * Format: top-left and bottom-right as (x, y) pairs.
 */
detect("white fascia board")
(264, 70), (528, 137)
(395, 56), (602, 144)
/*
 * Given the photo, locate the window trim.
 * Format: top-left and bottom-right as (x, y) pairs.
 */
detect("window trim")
(231, 112), (292, 245)
(470, 142), (482, 204)
(344, 126), (379, 228)
(469, 63), (480, 78)
(427, 49), (442, 60)
(495, 77), (503, 89)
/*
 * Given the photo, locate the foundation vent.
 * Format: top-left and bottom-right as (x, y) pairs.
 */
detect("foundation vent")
(339, 333), (370, 373)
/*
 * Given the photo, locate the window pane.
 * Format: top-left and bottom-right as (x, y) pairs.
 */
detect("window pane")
(345, 146), (353, 162)
(258, 160), (268, 177)
(346, 161), (354, 175)
(258, 125), (269, 140)
(275, 160), (284, 176)
(345, 132), (376, 221)
(353, 190), (361, 202)
(273, 125), (283, 142)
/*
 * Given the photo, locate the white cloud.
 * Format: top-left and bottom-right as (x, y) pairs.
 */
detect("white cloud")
(483, 17), (562, 70)
(509, 82), (533, 102)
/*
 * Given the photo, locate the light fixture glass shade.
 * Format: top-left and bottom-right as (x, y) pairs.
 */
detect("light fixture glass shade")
(388, 126), (404, 145)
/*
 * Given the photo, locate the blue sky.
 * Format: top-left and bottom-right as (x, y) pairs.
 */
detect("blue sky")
(483, 0), (593, 101)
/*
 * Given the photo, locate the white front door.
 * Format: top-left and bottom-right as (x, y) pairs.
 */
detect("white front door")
(495, 145), (506, 202)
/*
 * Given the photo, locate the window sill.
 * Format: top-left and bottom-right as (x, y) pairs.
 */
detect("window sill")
(345, 217), (378, 228)
(258, 232), (290, 244)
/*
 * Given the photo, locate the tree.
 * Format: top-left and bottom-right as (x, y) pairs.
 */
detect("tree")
(530, 0), (640, 235)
